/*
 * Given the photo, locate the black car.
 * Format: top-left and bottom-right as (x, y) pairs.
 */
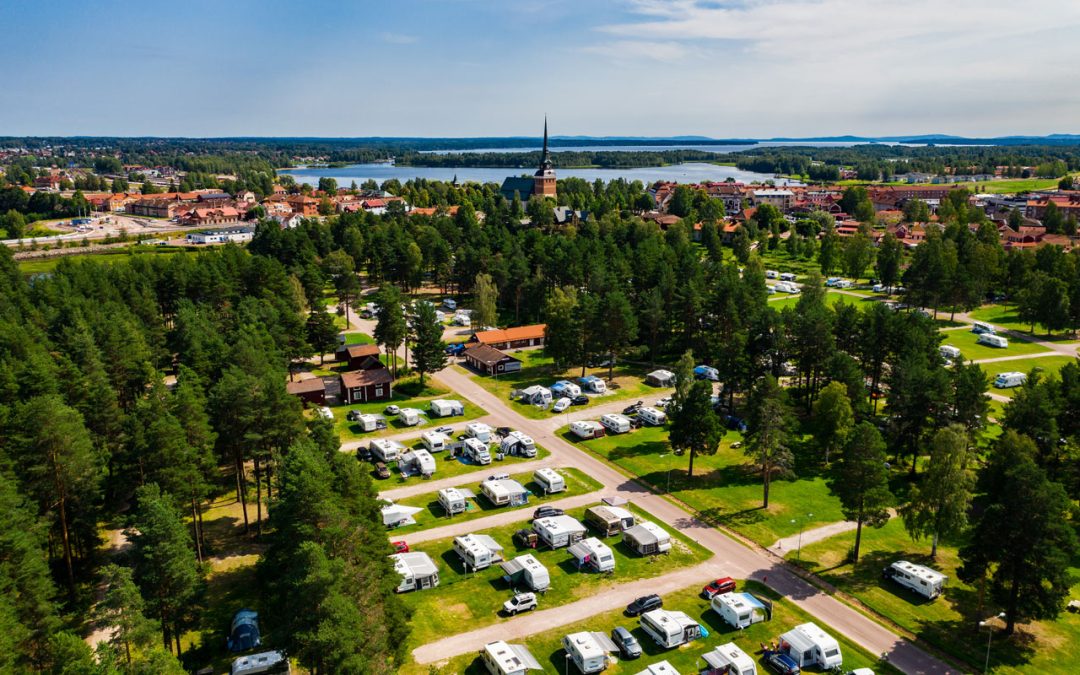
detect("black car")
(356, 448), (373, 462)
(622, 401), (643, 415)
(570, 395), (590, 406)
(533, 506), (565, 520)
(610, 627), (642, 659)
(764, 652), (801, 675)
(625, 594), (662, 616)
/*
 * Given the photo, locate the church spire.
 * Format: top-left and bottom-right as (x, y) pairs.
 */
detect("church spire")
(540, 116), (552, 170)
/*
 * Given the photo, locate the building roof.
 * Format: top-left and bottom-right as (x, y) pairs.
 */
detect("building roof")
(286, 378), (326, 395)
(340, 366), (393, 389)
(473, 324), (547, 345)
(465, 343), (519, 366)
(342, 343), (380, 359)
(501, 176), (535, 199)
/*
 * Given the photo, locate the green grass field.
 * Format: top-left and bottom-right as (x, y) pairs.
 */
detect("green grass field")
(16, 246), (186, 274)
(981, 355), (1079, 398)
(943, 328), (1053, 362)
(767, 290), (875, 312)
(399, 503), (713, 652)
(340, 331), (375, 345)
(389, 466), (601, 533)
(404, 581), (900, 675)
(968, 304), (1079, 341)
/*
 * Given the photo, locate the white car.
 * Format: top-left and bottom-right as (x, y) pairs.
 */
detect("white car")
(552, 397), (571, 413)
(317, 406), (334, 420)
(502, 592), (538, 615)
(655, 396), (673, 409)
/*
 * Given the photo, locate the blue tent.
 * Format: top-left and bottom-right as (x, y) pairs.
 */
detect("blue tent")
(227, 609), (261, 652)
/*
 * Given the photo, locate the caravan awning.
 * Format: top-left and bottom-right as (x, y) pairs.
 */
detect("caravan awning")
(566, 541), (591, 559)
(589, 631), (618, 652)
(499, 558), (525, 576)
(507, 644), (543, 670)
(381, 504), (423, 526)
(471, 533), (503, 553)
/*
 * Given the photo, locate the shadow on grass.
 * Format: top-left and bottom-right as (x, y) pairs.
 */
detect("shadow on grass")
(184, 563), (260, 673)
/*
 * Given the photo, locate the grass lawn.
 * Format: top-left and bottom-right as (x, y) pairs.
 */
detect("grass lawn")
(16, 247), (185, 274)
(399, 503), (713, 654)
(456, 349), (669, 420)
(950, 177), (1064, 194)
(561, 423), (851, 547)
(405, 581), (900, 675)
(787, 518), (1080, 674)
(755, 248), (823, 281)
(943, 328), (1054, 362)
(388, 465), (602, 534)
(340, 331), (375, 345)
(370, 442), (552, 488)
(968, 304), (1079, 342)
(767, 290), (875, 312)
(981, 355), (1079, 398)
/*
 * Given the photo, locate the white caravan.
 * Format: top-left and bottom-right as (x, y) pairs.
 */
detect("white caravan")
(354, 413), (383, 432)
(994, 371), (1027, 389)
(463, 437), (493, 464)
(710, 592), (769, 629)
(562, 632), (616, 674)
(421, 430), (449, 453)
(437, 487), (472, 515)
(939, 345), (962, 361)
(883, 560), (947, 599)
(636, 407), (667, 426)
(533, 468), (566, 494)
(640, 609), (702, 649)
(391, 552), (439, 593)
(701, 643), (757, 675)
(570, 420), (605, 439)
(567, 537), (615, 573)
(501, 431), (537, 457)
(534, 515), (587, 548)
(481, 477), (528, 506)
(778, 622), (843, 670)
(977, 333), (1009, 348)
(481, 641), (543, 675)
(398, 408), (422, 426)
(370, 438), (405, 463)
(499, 554), (551, 591)
(430, 399), (464, 417)
(600, 413), (632, 434)
(467, 421), (493, 442)
(453, 533), (504, 571)
(398, 449), (436, 477)
(622, 521), (672, 555)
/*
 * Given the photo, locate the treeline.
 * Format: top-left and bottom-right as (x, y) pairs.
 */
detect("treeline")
(0, 245), (406, 672)
(396, 149), (729, 169)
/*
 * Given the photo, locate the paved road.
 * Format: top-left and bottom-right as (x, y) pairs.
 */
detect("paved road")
(771, 510), (898, 554)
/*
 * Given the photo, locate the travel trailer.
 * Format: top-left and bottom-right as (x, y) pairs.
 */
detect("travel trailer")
(534, 515), (587, 548)
(518, 385), (552, 406)
(481, 477), (529, 506)
(462, 437), (493, 464)
(398, 449), (436, 478)
(353, 413), (384, 432)
(551, 380), (583, 398)
(635, 662), (679, 675)
(971, 320), (996, 335)
(600, 413), (632, 434)
(499, 554), (551, 591)
(231, 650), (290, 675)
(777, 622), (843, 670)
(584, 505), (635, 537)
(883, 560), (948, 599)
(994, 371), (1027, 389)
(467, 422), (493, 442)
(501, 431), (537, 457)
(421, 430), (449, 453)
(939, 345), (962, 361)
(562, 632), (617, 674)
(710, 592), (770, 629)
(701, 643), (757, 675)
(774, 281), (800, 294)
(579, 375), (607, 394)
(370, 438), (405, 463)
(533, 468), (566, 494)
(391, 552), (440, 592)
(437, 487), (472, 515)
(398, 408), (422, 426)
(567, 537), (615, 573)
(481, 641), (543, 675)
(779, 272), (797, 282)
(430, 399), (465, 417)
(640, 609), (703, 649)
(622, 521), (672, 556)
(453, 533), (504, 571)
(977, 333), (1009, 349)
(694, 365), (719, 381)
(570, 420), (606, 440)
(636, 406), (667, 426)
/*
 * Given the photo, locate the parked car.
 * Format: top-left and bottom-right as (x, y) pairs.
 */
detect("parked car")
(502, 592), (538, 616)
(623, 401), (643, 415)
(356, 447), (373, 462)
(373, 462), (390, 480)
(384, 405), (401, 416)
(496, 426), (513, 437)
(317, 406), (334, 420)
(701, 577), (737, 599)
(392, 541), (409, 553)
(434, 426), (454, 435)
(625, 594), (663, 616)
(765, 652), (801, 675)
(513, 529), (538, 549)
(570, 394), (590, 406)
(655, 396), (673, 409)
(445, 342), (467, 356)
(552, 397), (571, 413)
(346, 409), (362, 421)
(611, 627), (642, 659)
(533, 506), (565, 520)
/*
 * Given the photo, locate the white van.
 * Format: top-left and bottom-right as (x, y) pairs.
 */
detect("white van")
(636, 407), (667, 426)
(939, 345), (962, 361)
(463, 437), (492, 464)
(977, 333), (1009, 349)
(600, 413), (632, 434)
(994, 371), (1027, 388)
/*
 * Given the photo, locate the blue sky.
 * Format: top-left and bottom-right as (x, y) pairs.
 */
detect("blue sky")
(3, 0), (1079, 137)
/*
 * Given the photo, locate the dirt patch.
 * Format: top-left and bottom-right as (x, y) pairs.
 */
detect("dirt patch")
(441, 603), (474, 621)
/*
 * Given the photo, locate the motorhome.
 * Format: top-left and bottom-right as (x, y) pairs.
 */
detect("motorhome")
(584, 505), (635, 537)
(971, 321), (996, 335)
(778, 622), (843, 670)
(562, 632), (616, 674)
(534, 515), (587, 548)
(370, 438), (405, 463)
(939, 345), (962, 361)
(398, 449), (436, 478)
(430, 399), (465, 417)
(437, 487), (472, 515)
(623, 521), (672, 556)
(453, 533), (504, 571)
(551, 380), (582, 398)
(779, 272), (797, 282)
(533, 468), (566, 494)
(391, 551), (440, 592)
(481, 641), (543, 675)
(636, 407), (667, 426)
(570, 420), (606, 440)
(994, 371), (1027, 389)
(463, 437), (493, 464)
(579, 375), (607, 394)
(710, 592), (770, 629)
(501, 431), (537, 457)
(467, 422), (493, 442)
(398, 408), (422, 426)
(766, 270), (779, 279)
(567, 537), (615, 572)
(519, 385), (552, 406)
(635, 662), (679, 675)
(231, 650), (290, 675)
(481, 477), (529, 506)
(883, 560), (948, 599)
(600, 413), (632, 434)
(701, 643), (757, 675)
(774, 281), (800, 294)
(977, 333), (1009, 348)
(640, 609), (703, 649)
(443, 298), (457, 310)
(421, 430), (449, 453)
(499, 554), (551, 591)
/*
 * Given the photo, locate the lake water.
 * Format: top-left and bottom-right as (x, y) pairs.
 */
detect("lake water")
(283, 162), (801, 187)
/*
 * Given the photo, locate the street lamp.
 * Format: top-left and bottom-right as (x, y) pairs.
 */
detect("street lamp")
(790, 513), (813, 563)
(979, 612), (1006, 674)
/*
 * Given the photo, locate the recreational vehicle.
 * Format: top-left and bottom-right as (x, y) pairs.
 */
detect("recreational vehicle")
(398, 408), (422, 426)
(391, 551), (440, 593)
(636, 407), (667, 426)
(398, 449), (436, 477)
(584, 505), (635, 537)
(437, 487), (472, 515)
(645, 369), (676, 387)
(519, 385), (552, 406)
(562, 632), (616, 674)
(481, 641), (543, 675)
(551, 380), (583, 398)
(710, 592), (770, 629)
(600, 413), (632, 434)
(994, 371), (1027, 389)
(499, 554), (551, 591)
(701, 643), (757, 675)
(567, 537), (615, 572)
(443, 298), (457, 310)
(231, 651), (290, 675)
(463, 437), (493, 464)
(639, 609), (703, 649)
(421, 431), (449, 453)
(971, 321), (996, 335)
(977, 333), (1009, 349)
(533, 468), (566, 494)
(370, 438), (404, 463)
(883, 560), (947, 599)
(939, 345), (962, 361)
(774, 281), (800, 294)
(579, 375), (607, 394)
(501, 431), (537, 457)
(534, 515), (587, 548)
(694, 365), (719, 381)
(481, 477), (529, 506)
(778, 622), (843, 670)
(570, 420), (606, 439)
(353, 413), (384, 432)
(635, 662), (679, 675)
(623, 521), (672, 556)
(430, 399), (465, 417)
(453, 533), (504, 571)
(467, 422), (493, 442)
(779, 272), (797, 282)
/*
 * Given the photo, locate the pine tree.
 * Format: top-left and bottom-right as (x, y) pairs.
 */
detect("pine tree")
(473, 272), (499, 330)
(902, 425), (974, 559)
(745, 376), (795, 508)
(812, 381), (854, 464)
(831, 422), (892, 563)
(373, 285), (407, 378)
(409, 301), (446, 386)
(669, 380), (724, 478)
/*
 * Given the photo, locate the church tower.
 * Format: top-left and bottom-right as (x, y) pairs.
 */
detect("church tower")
(533, 117), (557, 199)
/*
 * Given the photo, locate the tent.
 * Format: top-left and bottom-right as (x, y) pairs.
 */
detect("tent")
(227, 609), (261, 652)
(381, 502), (424, 528)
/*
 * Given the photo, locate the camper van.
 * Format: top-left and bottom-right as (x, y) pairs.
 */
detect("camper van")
(636, 407), (667, 426)
(438, 487), (471, 515)
(971, 321), (996, 335)
(534, 515), (587, 548)
(481, 477), (529, 506)
(481, 641), (542, 675)
(778, 622), (843, 670)
(623, 521), (672, 556)
(640, 609), (703, 649)
(600, 413), (632, 434)
(701, 643), (757, 675)
(584, 505), (636, 537)
(430, 399), (465, 418)
(370, 438), (404, 463)
(562, 632), (615, 674)
(994, 371), (1027, 389)
(462, 437), (493, 464)
(499, 554), (551, 591)
(453, 533), (504, 571)
(774, 281), (800, 294)
(977, 333), (1009, 349)
(421, 431), (449, 453)
(883, 560), (947, 599)
(570, 420), (606, 440)
(779, 272), (797, 282)
(551, 380), (583, 398)
(501, 431), (537, 457)
(467, 422), (493, 442)
(710, 592), (770, 629)
(567, 537), (615, 573)
(579, 375), (607, 394)
(399, 449), (436, 478)
(391, 552), (440, 593)
(939, 345), (962, 362)
(398, 408), (423, 426)
(231, 650), (290, 675)
(533, 468), (566, 494)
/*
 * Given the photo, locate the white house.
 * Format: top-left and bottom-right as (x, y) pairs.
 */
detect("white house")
(534, 515), (587, 549)
(185, 226), (255, 244)
(567, 537), (615, 573)
(778, 622), (843, 670)
(391, 551), (439, 593)
(481, 641), (543, 675)
(623, 521), (672, 556)
(701, 643), (757, 675)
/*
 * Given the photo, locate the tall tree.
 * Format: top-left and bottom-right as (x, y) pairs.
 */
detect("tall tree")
(373, 285), (407, 378)
(543, 286), (582, 371)
(875, 231), (903, 292)
(473, 272), (499, 330)
(745, 376), (795, 508)
(668, 380), (724, 478)
(306, 307), (340, 364)
(409, 301), (446, 386)
(596, 290), (637, 381)
(97, 564), (160, 668)
(902, 425), (975, 559)
(831, 422), (893, 563)
(812, 381), (854, 464)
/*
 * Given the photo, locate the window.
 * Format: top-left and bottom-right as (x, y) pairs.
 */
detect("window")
(824, 649), (839, 657)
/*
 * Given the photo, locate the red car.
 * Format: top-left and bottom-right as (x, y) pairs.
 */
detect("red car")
(392, 541), (409, 554)
(701, 577), (737, 599)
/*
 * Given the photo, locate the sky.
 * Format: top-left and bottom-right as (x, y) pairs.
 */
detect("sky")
(3, 0), (1080, 138)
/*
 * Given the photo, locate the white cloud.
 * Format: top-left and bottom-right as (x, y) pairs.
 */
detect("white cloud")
(381, 32), (418, 45)
(583, 39), (690, 63)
